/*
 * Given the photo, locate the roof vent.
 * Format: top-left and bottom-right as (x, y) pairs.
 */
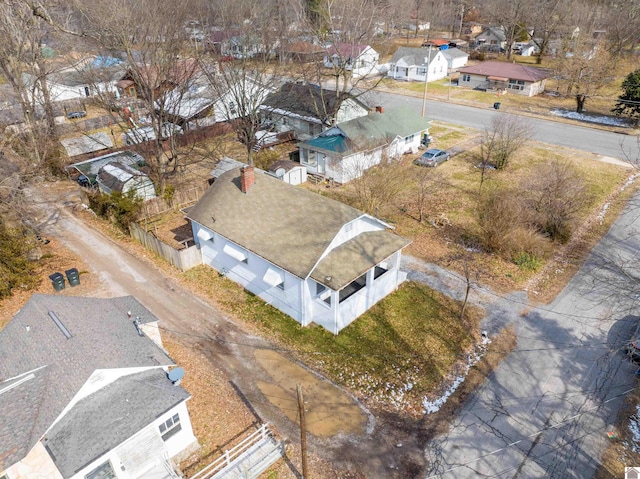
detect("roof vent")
(48, 311), (72, 339)
(167, 367), (185, 386)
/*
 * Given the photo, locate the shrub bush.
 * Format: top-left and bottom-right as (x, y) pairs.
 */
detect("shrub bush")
(88, 191), (143, 232)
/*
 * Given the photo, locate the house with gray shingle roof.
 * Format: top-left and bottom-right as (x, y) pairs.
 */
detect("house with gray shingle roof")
(0, 294), (198, 479)
(441, 47), (469, 70)
(187, 166), (411, 334)
(458, 61), (552, 96)
(297, 105), (430, 183)
(388, 47), (448, 82)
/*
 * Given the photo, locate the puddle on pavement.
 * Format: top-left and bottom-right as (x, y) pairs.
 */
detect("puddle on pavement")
(255, 349), (367, 437)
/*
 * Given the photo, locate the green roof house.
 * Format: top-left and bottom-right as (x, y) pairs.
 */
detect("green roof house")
(297, 105), (430, 183)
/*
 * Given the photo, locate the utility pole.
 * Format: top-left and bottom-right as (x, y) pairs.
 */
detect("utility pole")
(422, 44), (432, 117)
(297, 384), (309, 478)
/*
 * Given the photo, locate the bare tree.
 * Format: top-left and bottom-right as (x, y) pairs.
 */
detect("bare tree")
(524, 159), (591, 242)
(415, 167), (444, 223)
(484, 0), (530, 59)
(349, 155), (409, 215)
(482, 113), (533, 170)
(553, 32), (616, 113)
(525, 0), (572, 64)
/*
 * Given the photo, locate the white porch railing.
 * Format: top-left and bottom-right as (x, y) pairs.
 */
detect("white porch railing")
(189, 424), (282, 479)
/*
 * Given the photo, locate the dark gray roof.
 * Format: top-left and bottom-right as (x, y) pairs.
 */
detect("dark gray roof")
(261, 83), (368, 125)
(43, 369), (189, 478)
(390, 46), (440, 66)
(210, 156), (247, 179)
(187, 168), (409, 289)
(68, 150), (145, 185)
(0, 294), (174, 471)
(97, 161), (146, 193)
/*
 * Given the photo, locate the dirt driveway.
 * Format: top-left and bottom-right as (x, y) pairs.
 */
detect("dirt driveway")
(26, 183), (430, 478)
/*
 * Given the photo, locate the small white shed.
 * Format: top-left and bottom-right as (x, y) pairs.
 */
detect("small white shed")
(97, 161), (157, 200)
(268, 160), (307, 185)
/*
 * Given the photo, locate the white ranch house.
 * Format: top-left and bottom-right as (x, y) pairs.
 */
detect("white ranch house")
(0, 294), (198, 479)
(187, 166), (410, 334)
(324, 44), (379, 78)
(441, 47), (469, 70)
(387, 47), (448, 82)
(457, 61), (551, 96)
(297, 106), (430, 184)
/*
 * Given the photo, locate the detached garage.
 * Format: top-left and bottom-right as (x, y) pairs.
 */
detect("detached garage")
(97, 162), (157, 200)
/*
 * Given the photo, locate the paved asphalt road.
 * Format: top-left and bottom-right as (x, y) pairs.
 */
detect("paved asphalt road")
(365, 90), (640, 161)
(404, 195), (640, 478)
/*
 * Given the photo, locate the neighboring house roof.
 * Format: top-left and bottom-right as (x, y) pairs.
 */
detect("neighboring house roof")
(423, 38), (449, 47)
(390, 46), (440, 66)
(261, 83), (368, 125)
(283, 41), (325, 54)
(43, 368), (189, 478)
(338, 106), (429, 148)
(97, 161), (149, 193)
(442, 47), (469, 60)
(210, 156), (247, 179)
(188, 167), (409, 289)
(68, 150), (145, 185)
(158, 88), (214, 120)
(458, 61), (551, 82)
(0, 294), (174, 471)
(268, 159), (303, 173)
(480, 26), (506, 41)
(327, 43), (372, 58)
(61, 132), (114, 157)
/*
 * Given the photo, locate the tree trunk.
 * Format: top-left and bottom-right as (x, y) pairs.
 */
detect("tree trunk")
(576, 94), (586, 113)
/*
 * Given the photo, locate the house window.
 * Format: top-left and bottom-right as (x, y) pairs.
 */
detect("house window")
(159, 413), (182, 441)
(339, 273), (367, 303)
(374, 261), (391, 280)
(315, 282), (331, 305)
(405, 134), (415, 144)
(301, 149), (317, 167)
(264, 267), (285, 289)
(462, 74), (471, 82)
(85, 461), (116, 479)
(507, 79), (525, 91)
(417, 67), (427, 75)
(223, 243), (248, 263)
(229, 102), (237, 115)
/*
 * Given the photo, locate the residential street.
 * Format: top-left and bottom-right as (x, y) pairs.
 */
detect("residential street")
(366, 90), (640, 161)
(405, 194), (640, 477)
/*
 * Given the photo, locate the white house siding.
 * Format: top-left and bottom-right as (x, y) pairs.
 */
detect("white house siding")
(334, 149), (383, 184)
(459, 74), (546, 97)
(4, 442), (64, 479)
(387, 134), (423, 157)
(70, 401), (196, 479)
(388, 52), (448, 82)
(335, 98), (370, 124)
(194, 225), (304, 323)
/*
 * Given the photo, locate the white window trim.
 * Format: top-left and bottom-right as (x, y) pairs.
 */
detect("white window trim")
(197, 228), (213, 242)
(263, 267), (285, 288)
(223, 243), (248, 262)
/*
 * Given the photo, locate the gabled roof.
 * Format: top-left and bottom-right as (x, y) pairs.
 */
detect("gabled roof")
(0, 294), (174, 471)
(441, 47), (469, 60)
(188, 168), (362, 279)
(326, 43), (373, 58)
(479, 26), (506, 41)
(97, 161), (148, 193)
(338, 106), (430, 147)
(261, 83), (368, 125)
(67, 150), (145, 185)
(43, 368), (189, 478)
(458, 61), (551, 82)
(390, 46), (440, 66)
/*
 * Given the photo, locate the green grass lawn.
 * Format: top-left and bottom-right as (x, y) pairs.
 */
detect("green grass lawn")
(183, 265), (481, 414)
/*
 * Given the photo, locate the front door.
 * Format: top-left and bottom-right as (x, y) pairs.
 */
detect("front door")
(317, 155), (326, 175)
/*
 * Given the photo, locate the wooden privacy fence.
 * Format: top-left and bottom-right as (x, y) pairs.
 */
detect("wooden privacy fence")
(139, 184), (207, 219)
(129, 222), (201, 271)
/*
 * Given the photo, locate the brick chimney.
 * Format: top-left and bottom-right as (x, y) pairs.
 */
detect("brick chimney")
(375, 106), (384, 114)
(240, 165), (255, 193)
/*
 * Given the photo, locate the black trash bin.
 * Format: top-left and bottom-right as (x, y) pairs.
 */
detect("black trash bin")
(493, 102), (501, 110)
(65, 268), (81, 287)
(49, 272), (66, 291)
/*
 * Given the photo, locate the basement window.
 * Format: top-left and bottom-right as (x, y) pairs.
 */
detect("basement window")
(159, 413), (182, 441)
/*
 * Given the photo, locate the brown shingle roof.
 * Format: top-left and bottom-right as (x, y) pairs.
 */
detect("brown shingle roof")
(187, 168), (409, 288)
(458, 61), (551, 82)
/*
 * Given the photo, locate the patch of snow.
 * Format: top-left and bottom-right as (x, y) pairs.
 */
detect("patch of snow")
(622, 174), (639, 191)
(628, 406), (640, 453)
(597, 203), (610, 225)
(422, 334), (492, 414)
(550, 109), (632, 127)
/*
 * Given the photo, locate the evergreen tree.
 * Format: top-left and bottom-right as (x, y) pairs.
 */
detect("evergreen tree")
(613, 69), (640, 125)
